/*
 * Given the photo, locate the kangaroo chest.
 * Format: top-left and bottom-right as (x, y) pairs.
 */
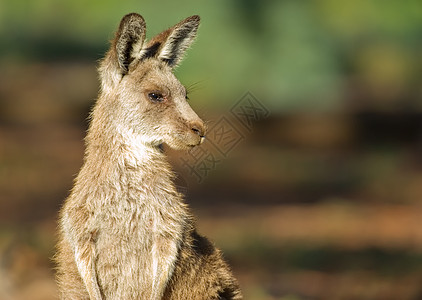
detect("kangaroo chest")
(93, 182), (186, 299)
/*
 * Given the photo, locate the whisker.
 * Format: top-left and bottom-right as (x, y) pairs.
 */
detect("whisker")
(186, 80), (207, 94)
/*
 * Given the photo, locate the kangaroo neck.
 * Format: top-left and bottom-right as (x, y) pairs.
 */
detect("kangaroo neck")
(82, 106), (175, 191)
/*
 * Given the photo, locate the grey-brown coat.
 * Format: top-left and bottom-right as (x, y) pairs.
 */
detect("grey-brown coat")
(55, 13), (242, 300)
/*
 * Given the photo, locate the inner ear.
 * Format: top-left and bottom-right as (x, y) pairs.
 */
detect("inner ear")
(140, 42), (162, 60)
(140, 15), (200, 68)
(115, 13), (146, 74)
(159, 15), (200, 67)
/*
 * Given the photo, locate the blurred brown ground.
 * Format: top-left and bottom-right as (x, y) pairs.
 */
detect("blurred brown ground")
(1, 62), (422, 300)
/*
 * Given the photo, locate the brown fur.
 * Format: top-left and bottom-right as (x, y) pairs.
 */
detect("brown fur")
(55, 13), (242, 299)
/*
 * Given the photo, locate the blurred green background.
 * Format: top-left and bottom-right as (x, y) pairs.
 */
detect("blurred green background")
(0, 0), (421, 299)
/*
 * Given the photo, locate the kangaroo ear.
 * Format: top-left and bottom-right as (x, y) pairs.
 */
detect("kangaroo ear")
(115, 13), (146, 74)
(141, 15), (200, 68)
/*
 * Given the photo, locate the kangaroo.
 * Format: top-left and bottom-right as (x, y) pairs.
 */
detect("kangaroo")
(55, 13), (242, 300)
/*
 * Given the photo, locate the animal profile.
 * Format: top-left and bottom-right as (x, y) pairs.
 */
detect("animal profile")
(55, 12), (242, 299)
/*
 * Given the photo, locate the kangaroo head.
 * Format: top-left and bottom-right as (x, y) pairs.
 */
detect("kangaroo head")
(99, 13), (205, 150)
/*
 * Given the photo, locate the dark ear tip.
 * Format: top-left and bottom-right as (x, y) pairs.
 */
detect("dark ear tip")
(122, 12), (145, 21)
(120, 13), (146, 27)
(185, 15), (200, 24)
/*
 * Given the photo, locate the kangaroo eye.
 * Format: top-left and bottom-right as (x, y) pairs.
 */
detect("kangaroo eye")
(148, 92), (164, 102)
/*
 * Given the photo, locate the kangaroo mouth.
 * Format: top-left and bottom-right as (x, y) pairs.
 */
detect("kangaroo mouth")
(187, 136), (204, 148)
(168, 133), (204, 150)
(192, 134), (205, 147)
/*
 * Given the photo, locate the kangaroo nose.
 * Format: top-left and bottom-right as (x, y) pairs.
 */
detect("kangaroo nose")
(191, 121), (206, 137)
